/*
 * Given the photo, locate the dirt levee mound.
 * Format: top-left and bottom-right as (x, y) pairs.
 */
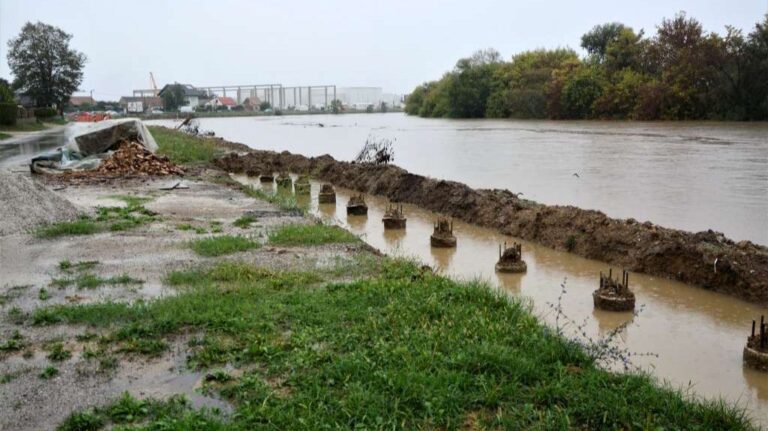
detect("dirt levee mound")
(0, 171), (81, 236)
(215, 151), (768, 304)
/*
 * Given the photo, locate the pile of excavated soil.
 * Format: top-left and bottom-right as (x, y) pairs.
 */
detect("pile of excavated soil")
(215, 150), (768, 304)
(97, 140), (184, 176)
(0, 171), (81, 236)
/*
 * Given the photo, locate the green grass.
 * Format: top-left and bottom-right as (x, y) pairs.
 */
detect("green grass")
(35, 218), (99, 238)
(268, 223), (359, 246)
(51, 272), (143, 290)
(0, 331), (25, 352)
(46, 342), (72, 362)
(242, 186), (304, 214)
(0, 121), (46, 132)
(36, 202), (157, 239)
(34, 258), (754, 430)
(59, 260), (99, 272)
(0, 132), (10, 140)
(189, 235), (260, 257)
(39, 366), (58, 379)
(149, 126), (221, 165)
(108, 194), (153, 208)
(58, 393), (220, 431)
(233, 214), (257, 229)
(38, 288), (51, 301)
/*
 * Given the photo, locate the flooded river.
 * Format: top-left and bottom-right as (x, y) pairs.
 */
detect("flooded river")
(154, 114), (768, 246)
(234, 174), (768, 425)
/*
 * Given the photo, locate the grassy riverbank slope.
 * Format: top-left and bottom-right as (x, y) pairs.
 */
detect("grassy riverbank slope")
(52, 258), (753, 430)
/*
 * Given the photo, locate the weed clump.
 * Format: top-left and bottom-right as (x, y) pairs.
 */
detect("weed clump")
(189, 235), (260, 257)
(268, 223), (358, 246)
(39, 366), (59, 379)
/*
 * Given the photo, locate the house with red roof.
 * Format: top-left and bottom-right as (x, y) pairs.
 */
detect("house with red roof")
(206, 96), (238, 110)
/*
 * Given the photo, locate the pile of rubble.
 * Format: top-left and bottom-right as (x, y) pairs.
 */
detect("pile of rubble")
(96, 140), (184, 176)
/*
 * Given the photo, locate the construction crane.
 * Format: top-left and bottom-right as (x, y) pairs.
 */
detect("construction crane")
(149, 72), (158, 96)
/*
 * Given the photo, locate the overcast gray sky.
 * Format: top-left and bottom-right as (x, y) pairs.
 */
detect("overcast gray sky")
(0, 0), (765, 100)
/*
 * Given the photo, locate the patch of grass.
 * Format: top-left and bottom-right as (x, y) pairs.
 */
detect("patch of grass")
(7, 306), (25, 324)
(46, 342), (72, 362)
(59, 392), (219, 431)
(242, 186), (304, 214)
(37, 203), (157, 239)
(0, 121), (46, 132)
(0, 372), (18, 384)
(35, 218), (99, 238)
(150, 126), (221, 165)
(51, 272), (143, 290)
(0, 132), (11, 140)
(176, 223), (194, 231)
(108, 194), (153, 208)
(189, 235), (260, 257)
(0, 330), (25, 352)
(39, 365), (59, 379)
(268, 223), (359, 246)
(59, 260), (99, 272)
(34, 258), (755, 430)
(233, 214), (257, 229)
(38, 288), (51, 301)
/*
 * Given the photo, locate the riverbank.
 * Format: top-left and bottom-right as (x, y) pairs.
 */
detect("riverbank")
(0, 128), (757, 429)
(211, 138), (768, 305)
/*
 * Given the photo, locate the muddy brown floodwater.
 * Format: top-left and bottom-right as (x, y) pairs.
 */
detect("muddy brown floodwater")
(233, 174), (768, 426)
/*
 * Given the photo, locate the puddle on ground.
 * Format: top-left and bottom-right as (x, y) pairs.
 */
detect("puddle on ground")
(232, 173), (768, 426)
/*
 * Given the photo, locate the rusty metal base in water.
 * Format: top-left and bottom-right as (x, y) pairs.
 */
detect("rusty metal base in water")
(495, 260), (527, 273)
(383, 217), (406, 229)
(592, 290), (635, 312)
(744, 346), (768, 372)
(431, 234), (456, 248)
(347, 205), (368, 216)
(318, 192), (336, 204)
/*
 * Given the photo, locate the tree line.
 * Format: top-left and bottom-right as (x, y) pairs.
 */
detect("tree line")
(405, 13), (768, 121)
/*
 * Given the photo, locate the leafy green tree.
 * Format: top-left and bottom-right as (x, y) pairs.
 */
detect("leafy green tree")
(742, 15), (768, 119)
(488, 49), (579, 118)
(581, 23), (628, 62)
(445, 49), (502, 118)
(259, 101), (272, 111)
(605, 28), (646, 72)
(405, 85), (426, 115)
(330, 99), (343, 114)
(161, 84), (185, 111)
(562, 66), (604, 118)
(6, 22), (86, 110)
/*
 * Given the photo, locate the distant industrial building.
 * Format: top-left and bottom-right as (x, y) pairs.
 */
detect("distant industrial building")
(337, 87), (404, 109)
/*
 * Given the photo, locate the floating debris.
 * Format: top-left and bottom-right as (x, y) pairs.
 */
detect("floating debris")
(347, 194), (368, 215)
(382, 203), (406, 229)
(744, 315), (768, 372)
(430, 218), (456, 248)
(276, 172), (292, 188)
(295, 175), (310, 194)
(318, 184), (336, 204)
(495, 242), (527, 273)
(592, 269), (635, 312)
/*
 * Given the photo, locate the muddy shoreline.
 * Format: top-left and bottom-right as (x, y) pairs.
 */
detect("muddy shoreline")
(213, 144), (768, 304)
